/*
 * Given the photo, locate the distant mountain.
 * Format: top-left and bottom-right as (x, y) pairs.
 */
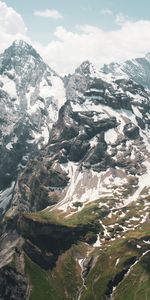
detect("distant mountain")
(0, 43), (150, 300)
(101, 53), (150, 89)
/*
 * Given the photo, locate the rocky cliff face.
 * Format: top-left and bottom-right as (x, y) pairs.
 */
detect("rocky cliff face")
(101, 52), (150, 89)
(0, 42), (150, 300)
(0, 230), (28, 300)
(0, 40), (66, 216)
(10, 60), (150, 215)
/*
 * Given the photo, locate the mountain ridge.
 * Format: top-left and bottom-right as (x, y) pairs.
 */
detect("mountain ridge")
(0, 39), (66, 194)
(0, 40), (150, 300)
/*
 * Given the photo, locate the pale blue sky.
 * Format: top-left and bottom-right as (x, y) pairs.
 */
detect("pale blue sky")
(4, 0), (150, 44)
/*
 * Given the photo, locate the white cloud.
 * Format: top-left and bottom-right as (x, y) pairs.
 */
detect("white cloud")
(100, 9), (129, 27)
(0, 1), (29, 53)
(36, 21), (150, 74)
(0, 1), (27, 35)
(115, 13), (129, 25)
(34, 9), (63, 20)
(100, 9), (113, 16)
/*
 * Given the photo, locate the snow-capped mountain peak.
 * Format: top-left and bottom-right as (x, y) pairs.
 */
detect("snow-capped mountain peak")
(8, 39), (41, 59)
(0, 40), (66, 193)
(100, 52), (150, 89)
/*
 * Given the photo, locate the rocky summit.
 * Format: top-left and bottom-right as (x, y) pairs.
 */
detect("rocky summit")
(0, 41), (150, 300)
(0, 40), (66, 194)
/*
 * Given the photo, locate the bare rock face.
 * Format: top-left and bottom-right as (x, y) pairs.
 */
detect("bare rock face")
(68, 137), (90, 162)
(18, 214), (101, 269)
(101, 53), (150, 89)
(6, 55), (149, 217)
(0, 266), (28, 300)
(0, 40), (66, 216)
(0, 230), (28, 300)
(123, 122), (140, 139)
(0, 40), (66, 200)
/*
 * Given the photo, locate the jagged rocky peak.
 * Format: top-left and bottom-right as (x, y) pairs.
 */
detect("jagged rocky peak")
(100, 52), (150, 89)
(0, 39), (56, 89)
(3, 39), (41, 61)
(0, 39), (44, 79)
(75, 60), (93, 75)
(75, 60), (102, 78)
(11, 51), (150, 217)
(65, 60), (102, 102)
(0, 40), (66, 196)
(0, 39), (66, 118)
(101, 62), (121, 75)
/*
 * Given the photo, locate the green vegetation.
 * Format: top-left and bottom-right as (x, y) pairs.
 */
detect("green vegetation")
(24, 219), (150, 300)
(24, 199), (108, 228)
(80, 220), (150, 300)
(25, 244), (84, 300)
(113, 263), (150, 300)
(81, 238), (138, 300)
(25, 255), (59, 300)
(23, 193), (150, 300)
(51, 248), (82, 299)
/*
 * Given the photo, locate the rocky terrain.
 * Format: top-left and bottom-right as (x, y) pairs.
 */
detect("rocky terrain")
(0, 41), (150, 300)
(101, 52), (150, 90)
(0, 41), (65, 189)
(0, 40), (66, 215)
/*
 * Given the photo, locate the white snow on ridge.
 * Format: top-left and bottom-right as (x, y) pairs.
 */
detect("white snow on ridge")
(93, 234), (101, 247)
(0, 182), (15, 213)
(27, 99), (45, 115)
(40, 76), (66, 110)
(105, 128), (118, 144)
(29, 123), (50, 148)
(6, 142), (13, 150)
(125, 161), (150, 206)
(90, 136), (98, 148)
(53, 163), (129, 213)
(1, 75), (16, 98)
(132, 105), (143, 119)
(41, 125), (50, 145)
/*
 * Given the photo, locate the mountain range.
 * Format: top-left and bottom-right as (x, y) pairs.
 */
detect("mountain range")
(0, 40), (150, 300)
